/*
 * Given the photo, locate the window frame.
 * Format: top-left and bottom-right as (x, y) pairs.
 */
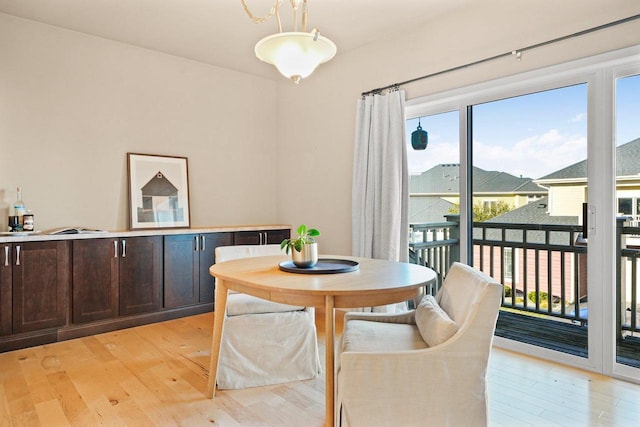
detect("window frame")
(406, 45), (640, 383)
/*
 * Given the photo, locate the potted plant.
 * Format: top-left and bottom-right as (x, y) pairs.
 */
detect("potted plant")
(281, 224), (320, 268)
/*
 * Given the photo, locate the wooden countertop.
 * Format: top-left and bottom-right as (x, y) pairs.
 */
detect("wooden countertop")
(0, 224), (291, 243)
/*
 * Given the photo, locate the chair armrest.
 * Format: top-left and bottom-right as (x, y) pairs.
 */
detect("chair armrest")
(344, 310), (415, 325)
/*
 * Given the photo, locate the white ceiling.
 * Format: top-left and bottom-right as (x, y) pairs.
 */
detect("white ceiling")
(0, 0), (473, 79)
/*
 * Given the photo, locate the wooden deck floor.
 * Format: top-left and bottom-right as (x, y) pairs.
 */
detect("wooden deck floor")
(496, 310), (640, 368)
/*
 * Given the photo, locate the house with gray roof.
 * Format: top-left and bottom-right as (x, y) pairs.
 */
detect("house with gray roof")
(409, 163), (546, 223)
(525, 137), (640, 223)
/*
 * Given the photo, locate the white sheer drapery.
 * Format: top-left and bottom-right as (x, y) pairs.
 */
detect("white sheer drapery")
(352, 89), (409, 263)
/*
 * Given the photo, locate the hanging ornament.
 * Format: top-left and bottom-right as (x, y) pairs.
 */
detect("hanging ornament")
(411, 118), (428, 150)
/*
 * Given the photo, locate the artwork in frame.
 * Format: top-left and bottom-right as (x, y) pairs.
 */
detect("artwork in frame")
(127, 153), (190, 230)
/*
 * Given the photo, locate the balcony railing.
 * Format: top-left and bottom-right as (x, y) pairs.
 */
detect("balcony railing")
(409, 219), (459, 294)
(618, 220), (640, 338)
(409, 217), (640, 338)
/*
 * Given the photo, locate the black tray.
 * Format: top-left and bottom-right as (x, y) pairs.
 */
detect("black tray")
(278, 258), (359, 274)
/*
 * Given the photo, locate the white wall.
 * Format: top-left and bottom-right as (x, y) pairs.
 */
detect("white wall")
(0, 13), (278, 231)
(3, 2), (640, 247)
(275, 1), (640, 256)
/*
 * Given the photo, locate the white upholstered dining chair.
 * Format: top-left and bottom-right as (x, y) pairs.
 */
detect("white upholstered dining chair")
(336, 262), (503, 427)
(214, 244), (321, 389)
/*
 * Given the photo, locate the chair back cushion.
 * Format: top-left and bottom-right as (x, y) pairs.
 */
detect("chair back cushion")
(436, 262), (501, 324)
(215, 244), (305, 315)
(215, 244), (284, 262)
(415, 294), (458, 347)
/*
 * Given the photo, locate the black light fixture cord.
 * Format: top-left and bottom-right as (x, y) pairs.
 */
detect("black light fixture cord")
(361, 13), (640, 97)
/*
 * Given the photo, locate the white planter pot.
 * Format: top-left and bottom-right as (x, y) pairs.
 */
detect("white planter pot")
(292, 242), (318, 268)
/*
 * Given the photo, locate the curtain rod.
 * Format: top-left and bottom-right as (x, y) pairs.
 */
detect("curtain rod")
(361, 13), (640, 97)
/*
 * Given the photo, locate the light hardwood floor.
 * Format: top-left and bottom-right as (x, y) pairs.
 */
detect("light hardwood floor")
(1, 311), (640, 426)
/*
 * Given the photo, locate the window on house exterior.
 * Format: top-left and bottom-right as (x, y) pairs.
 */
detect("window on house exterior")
(503, 247), (514, 281)
(618, 198), (633, 216)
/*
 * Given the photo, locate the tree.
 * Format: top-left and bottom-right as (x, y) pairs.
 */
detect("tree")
(448, 200), (513, 221)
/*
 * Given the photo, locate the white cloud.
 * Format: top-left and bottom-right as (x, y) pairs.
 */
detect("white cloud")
(569, 113), (586, 123)
(408, 140), (459, 175)
(473, 129), (586, 178)
(408, 129), (588, 178)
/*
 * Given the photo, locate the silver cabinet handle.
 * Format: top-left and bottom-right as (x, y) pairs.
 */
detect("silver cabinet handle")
(262, 232), (268, 245)
(114, 240), (118, 258)
(121, 239), (126, 258)
(259, 232), (264, 245)
(201, 235), (205, 251)
(15, 245), (21, 266)
(3, 246), (8, 266)
(194, 235), (199, 252)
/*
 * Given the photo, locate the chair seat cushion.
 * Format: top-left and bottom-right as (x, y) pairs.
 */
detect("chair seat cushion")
(415, 294), (458, 347)
(227, 293), (305, 316)
(341, 319), (428, 353)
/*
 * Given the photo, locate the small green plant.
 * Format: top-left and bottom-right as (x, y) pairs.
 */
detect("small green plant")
(281, 224), (320, 254)
(504, 285), (512, 298)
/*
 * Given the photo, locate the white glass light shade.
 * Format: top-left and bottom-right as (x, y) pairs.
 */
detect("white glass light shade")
(255, 32), (337, 83)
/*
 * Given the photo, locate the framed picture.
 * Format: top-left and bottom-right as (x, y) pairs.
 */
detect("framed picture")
(127, 153), (191, 230)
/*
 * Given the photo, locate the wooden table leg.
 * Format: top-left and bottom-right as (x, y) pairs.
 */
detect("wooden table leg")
(207, 280), (228, 398)
(325, 295), (335, 427)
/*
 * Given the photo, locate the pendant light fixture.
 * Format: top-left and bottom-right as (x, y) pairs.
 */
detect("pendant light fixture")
(241, 0), (337, 84)
(411, 118), (429, 150)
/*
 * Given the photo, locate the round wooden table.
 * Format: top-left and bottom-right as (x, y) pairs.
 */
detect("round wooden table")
(207, 255), (437, 427)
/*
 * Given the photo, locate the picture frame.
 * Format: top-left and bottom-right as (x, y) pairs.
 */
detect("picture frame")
(127, 153), (191, 230)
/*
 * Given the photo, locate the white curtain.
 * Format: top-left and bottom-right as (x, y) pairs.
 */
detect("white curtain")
(352, 89), (409, 263)
(351, 90), (409, 313)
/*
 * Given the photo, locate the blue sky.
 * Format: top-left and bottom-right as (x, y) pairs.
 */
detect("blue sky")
(406, 74), (640, 178)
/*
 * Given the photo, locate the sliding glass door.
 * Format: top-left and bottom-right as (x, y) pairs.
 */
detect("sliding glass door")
(405, 47), (640, 377)
(470, 84), (589, 358)
(614, 71), (640, 375)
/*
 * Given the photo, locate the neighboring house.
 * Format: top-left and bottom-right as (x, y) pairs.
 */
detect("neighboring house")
(476, 138), (640, 308)
(535, 137), (640, 222)
(409, 163), (546, 223)
(485, 196), (578, 226)
(481, 197), (585, 306)
(409, 197), (456, 224)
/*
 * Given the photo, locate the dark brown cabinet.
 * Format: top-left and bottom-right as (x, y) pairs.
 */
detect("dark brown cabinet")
(118, 236), (163, 316)
(164, 232), (233, 308)
(72, 236), (162, 321)
(198, 233), (234, 303)
(233, 229), (290, 246)
(72, 238), (119, 323)
(0, 244), (12, 335)
(1, 226), (287, 353)
(11, 241), (70, 333)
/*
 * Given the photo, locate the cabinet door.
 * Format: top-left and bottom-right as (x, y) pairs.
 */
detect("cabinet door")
(233, 231), (261, 245)
(12, 241), (70, 333)
(265, 229), (290, 244)
(198, 232), (233, 303)
(233, 229), (290, 246)
(164, 234), (199, 308)
(119, 236), (162, 316)
(0, 244), (11, 335)
(72, 239), (119, 323)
